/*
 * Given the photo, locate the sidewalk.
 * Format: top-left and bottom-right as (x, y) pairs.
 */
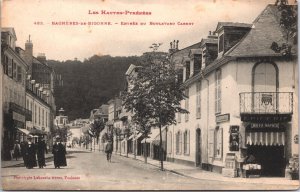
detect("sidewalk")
(115, 152), (299, 187)
(1, 153), (54, 168)
(1, 147), (90, 168)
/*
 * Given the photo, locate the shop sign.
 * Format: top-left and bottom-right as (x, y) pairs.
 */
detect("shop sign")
(241, 114), (291, 122)
(250, 123), (280, 129)
(13, 112), (25, 123)
(216, 113), (230, 123)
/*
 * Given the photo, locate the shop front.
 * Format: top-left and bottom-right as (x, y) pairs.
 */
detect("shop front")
(242, 117), (290, 177)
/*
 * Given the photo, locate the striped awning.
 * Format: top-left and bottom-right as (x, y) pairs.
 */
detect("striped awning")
(246, 132), (285, 146)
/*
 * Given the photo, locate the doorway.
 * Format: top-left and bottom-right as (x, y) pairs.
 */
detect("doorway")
(196, 128), (201, 167)
(247, 145), (285, 177)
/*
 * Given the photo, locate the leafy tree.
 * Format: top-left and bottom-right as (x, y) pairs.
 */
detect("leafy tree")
(271, 0), (297, 57)
(122, 45), (188, 170)
(90, 118), (105, 143)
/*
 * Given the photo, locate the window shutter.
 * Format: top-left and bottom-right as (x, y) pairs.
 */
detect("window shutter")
(13, 61), (17, 80)
(219, 128), (223, 159)
(208, 129), (215, 159)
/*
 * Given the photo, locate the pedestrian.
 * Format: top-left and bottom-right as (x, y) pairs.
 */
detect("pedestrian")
(52, 137), (67, 169)
(37, 137), (48, 168)
(13, 140), (21, 161)
(25, 137), (37, 169)
(20, 141), (27, 166)
(105, 140), (113, 162)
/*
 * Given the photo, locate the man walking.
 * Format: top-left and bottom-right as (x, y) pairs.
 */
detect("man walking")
(105, 140), (113, 162)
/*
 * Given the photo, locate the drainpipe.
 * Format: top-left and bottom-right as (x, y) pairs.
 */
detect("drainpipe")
(201, 70), (209, 166)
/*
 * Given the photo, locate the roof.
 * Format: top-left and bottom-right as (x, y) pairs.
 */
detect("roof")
(170, 42), (201, 67)
(1, 27), (17, 40)
(200, 38), (218, 48)
(226, 5), (297, 57)
(215, 22), (252, 32)
(188, 49), (202, 57)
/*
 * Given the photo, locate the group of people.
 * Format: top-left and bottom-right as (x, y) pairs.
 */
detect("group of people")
(13, 136), (67, 169)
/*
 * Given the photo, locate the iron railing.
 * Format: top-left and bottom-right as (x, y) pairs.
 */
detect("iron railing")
(239, 92), (293, 114)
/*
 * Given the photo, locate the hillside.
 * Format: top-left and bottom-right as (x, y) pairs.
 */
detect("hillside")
(48, 55), (140, 120)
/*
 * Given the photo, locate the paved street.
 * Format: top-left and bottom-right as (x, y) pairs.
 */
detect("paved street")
(1, 149), (298, 191)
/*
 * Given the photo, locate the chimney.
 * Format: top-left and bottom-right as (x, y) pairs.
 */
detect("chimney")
(24, 35), (33, 74)
(37, 53), (46, 63)
(176, 40), (179, 50)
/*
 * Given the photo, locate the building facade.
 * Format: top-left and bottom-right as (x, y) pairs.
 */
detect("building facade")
(168, 5), (298, 178)
(1, 28), (30, 160)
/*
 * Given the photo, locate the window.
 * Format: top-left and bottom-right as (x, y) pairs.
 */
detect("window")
(183, 130), (190, 155)
(177, 112), (181, 123)
(218, 34), (224, 53)
(34, 105), (37, 124)
(17, 65), (22, 82)
(12, 61), (17, 80)
(26, 99), (29, 109)
(185, 89), (189, 121)
(214, 127), (223, 159)
(215, 69), (222, 114)
(42, 109), (44, 126)
(167, 132), (172, 154)
(7, 59), (13, 77)
(176, 131), (182, 154)
(3, 55), (8, 75)
(38, 106), (41, 125)
(196, 82), (201, 119)
(46, 111), (48, 127)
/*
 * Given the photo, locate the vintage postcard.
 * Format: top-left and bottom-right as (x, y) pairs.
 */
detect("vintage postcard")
(1, 0), (299, 191)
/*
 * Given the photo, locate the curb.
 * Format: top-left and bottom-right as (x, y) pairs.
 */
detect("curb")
(116, 153), (299, 186)
(2, 155), (54, 168)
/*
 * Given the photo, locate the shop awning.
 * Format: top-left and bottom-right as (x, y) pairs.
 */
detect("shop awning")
(30, 128), (47, 135)
(246, 132), (285, 146)
(17, 128), (30, 135)
(141, 128), (160, 143)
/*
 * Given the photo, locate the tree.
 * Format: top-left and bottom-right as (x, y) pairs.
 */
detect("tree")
(271, 0), (297, 57)
(122, 45), (188, 170)
(91, 118), (105, 144)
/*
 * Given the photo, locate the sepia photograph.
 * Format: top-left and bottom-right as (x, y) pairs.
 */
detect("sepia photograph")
(0, 0), (299, 190)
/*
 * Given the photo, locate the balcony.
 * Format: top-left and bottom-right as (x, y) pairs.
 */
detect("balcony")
(9, 102), (32, 121)
(240, 92), (293, 114)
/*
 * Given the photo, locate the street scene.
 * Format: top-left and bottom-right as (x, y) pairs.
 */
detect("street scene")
(1, 0), (299, 191)
(2, 147), (299, 190)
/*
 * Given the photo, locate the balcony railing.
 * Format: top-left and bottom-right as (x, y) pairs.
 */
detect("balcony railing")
(9, 102), (32, 121)
(240, 92), (293, 114)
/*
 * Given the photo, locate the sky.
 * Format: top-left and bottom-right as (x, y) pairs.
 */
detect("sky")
(1, 0), (285, 61)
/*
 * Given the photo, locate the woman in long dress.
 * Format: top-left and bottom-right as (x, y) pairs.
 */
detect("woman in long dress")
(37, 138), (48, 168)
(25, 137), (37, 169)
(52, 137), (67, 168)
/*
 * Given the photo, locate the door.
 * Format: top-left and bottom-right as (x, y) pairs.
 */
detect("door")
(196, 128), (201, 167)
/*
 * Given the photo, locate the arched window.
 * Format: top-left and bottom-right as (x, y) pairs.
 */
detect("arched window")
(252, 62), (278, 113)
(253, 62), (278, 92)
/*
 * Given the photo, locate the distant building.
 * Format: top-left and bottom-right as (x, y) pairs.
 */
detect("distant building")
(54, 108), (69, 128)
